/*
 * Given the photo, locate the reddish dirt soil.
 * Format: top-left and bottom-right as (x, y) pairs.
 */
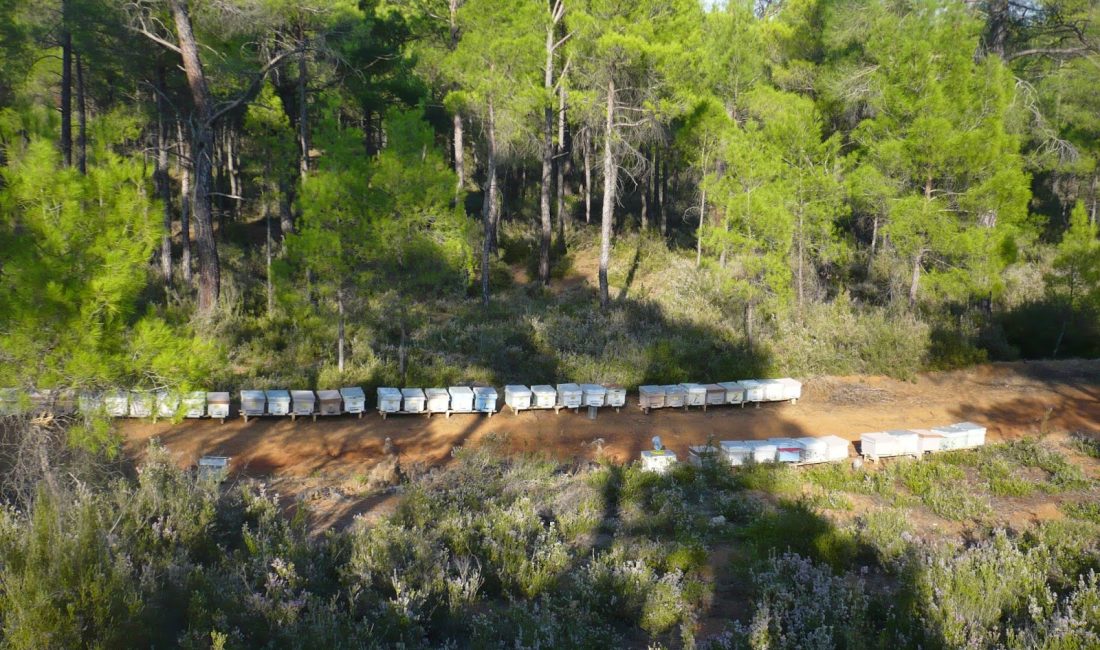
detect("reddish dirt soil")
(121, 359), (1100, 479)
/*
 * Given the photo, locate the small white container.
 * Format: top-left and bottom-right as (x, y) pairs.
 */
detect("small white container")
(580, 384), (607, 408)
(78, 391), (103, 415)
(770, 438), (806, 463)
(402, 388), (427, 413)
(340, 387), (366, 415)
(761, 380), (786, 402)
(913, 429), (944, 454)
(680, 383), (707, 407)
(197, 455), (230, 480)
(473, 386), (498, 413)
(448, 386), (474, 413)
(265, 390), (291, 416)
(0, 388), (21, 416)
(556, 383), (582, 409)
(182, 391), (207, 418)
(717, 381), (745, 405)
(738, 380), (765, 403)
(820, 435), (852, 462)
(954, 421), (987, 448)
(317, 390), (343, 416)
(797, 437), (829, 464)
(704, 384), (727, 407)
(377, 387), (402, 414)
(720, 441), (754, 466)
(240, 390), (266, 418)
(664, 385), (687, 408)
(887, 429), (921, 456)
(641, 449), (678, 474)
(104, 390), (129, 418)
(638, 385), (666, 411)
(749, 441), (778, 463)
(531, 385), (557, 409)
(155, 389), (179, 419)
(605, 385), (627, 409)
(505, 385), (532, 412)
(860, 432), (902, 461)
(425, 388), (450, 414)
(291, 390), (316, 418)
(776, 378), (802, 403)
(206, 392), (230, 420)
(129, 390), (154, 418)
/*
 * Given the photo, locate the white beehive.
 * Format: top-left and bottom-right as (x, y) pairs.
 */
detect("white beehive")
(638, 385), (666, 411)
(704, 384), (726, 407)
(473, 386), (497, 413)
(556, 383), (582, 409)
(664, 385), (687, 408)
(913, 429), (944, 454)
(104, 390), (129, 417)
(776, 378), (802, 403)
(0, 388), (22, 415)
(680, 383), (707, 407)
(720, 441), (755, 466)
(886, 430), (921, 456)
(505, 385), (532, 412)
(641, 449), (678, 474)
(340, 387), (366, 415)
(448, 386), (474, 413)
(240, 390), (266, 418)
(425, 388), (450, 414)
(605, 385), (627, 409)
(860, 432), (903, 461)
(770, 438), (806, 463)
(951, 421), (987, 448)
(820, 435), (852, 462)
(155, 389), (179, 419)
(402, 388), (427, 413)
(717, 381), (745, 405)
(317, 390), (342, 416)
(797, 437), (829, 464)
(531, 385), (557, 409)
(377, 387), (402, 414)
(266, 390), (291, 416)
(749, 441), (778, 463)
(197, 455), (230, 480)
(688, 445), (721, 467)
(182, 391), (207, 418)
(291, 390), (316, 419)
(78, 391), (102, 415)
(206, 392), (230, 420)
(580, 384), (607, 408)
(738, 380), (765, 403)
(128, 390), (154, 418)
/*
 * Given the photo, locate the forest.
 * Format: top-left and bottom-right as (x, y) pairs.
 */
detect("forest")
(1, 0), (1100, 648)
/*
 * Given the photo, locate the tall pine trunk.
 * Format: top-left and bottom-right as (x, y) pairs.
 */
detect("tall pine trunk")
(598, 78), (616, 309)
(555, 83), (567, 237)
(60, 28), (72, 167)
(453, 113), (465, 193)
(583, 131), (591, 224)
(75, 52), (86, 174)
(481, 99), (499, 306)
(177, 122), (192, 285)
(337, 287), (346, 372)
(538, 26), (554, 286)
(156, 68), (173, 282)
(297, 41), (310, 181)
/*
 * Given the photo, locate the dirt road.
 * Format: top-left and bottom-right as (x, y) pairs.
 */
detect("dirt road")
(121, 360), (1100, 479)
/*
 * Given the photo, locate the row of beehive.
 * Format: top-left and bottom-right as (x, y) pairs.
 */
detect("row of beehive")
(642, 421), (988, 473)
(375, 386), (493, 418)
(637, 378), (801, 413)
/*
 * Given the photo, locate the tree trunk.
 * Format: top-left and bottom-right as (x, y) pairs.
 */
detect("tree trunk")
(797, 205), (804, 309)
(297, 39), (310, 181)
(556, 82), (567, 232)
(867, 214), (878, 272)
(170, 0), (220, 312)
(156, 67), (173, 283)
(641, 147), (649, 230)
(177, 123), (192, 285)
(453, 113), (465, 193)
(909, 250), (923, 307)
(337, 287), (346, 373)
(598, 78), (616, 309)
(659, 150), (668, 236)
(60, 28), (72, 167)
(75, 51), (86, 175)
(697, 185), (706, 268)
(279, 177), (295, 238)
(266, 203), (274, 316)
(745, 301), (754, 350)
(481, 99), (499, 306)
(583, 131), (591, 224)
(538, 26), (554, 286)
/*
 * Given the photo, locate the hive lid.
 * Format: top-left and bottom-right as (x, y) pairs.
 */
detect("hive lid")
(505, 384), (531, 393)
(377, 387), (402, 398)
(185, 391), (207, 400)
(425, 387), (449, 396)
(579, 383), (606, 393)
(291, 390), (316, 400)
(265, 389), (290, 399)
(447, 386), (474, 395)
(208, 391), (231, 402)
(401, 387), (426, 398)
(317, 389), (341, 400)
(679, 382), (705, 390)
(556, 383), (581, 392)
(638, 385), (665, 394)
(339, 386), (365, 398)
(663, 384), (686, 393)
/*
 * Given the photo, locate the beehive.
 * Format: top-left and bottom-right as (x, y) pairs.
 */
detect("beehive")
(687, 445), (721, 468)
(425, 388), (450, 414)
(504, 385), (532, 412)
(943, 422), (986, 449)
(207, 392), (230, 420)
(530, 385), (556, 409)
(129, 390), (154, 418)
(0, 388), (22, 416)
(78, 391), (103, 415)
(104, 390), (129, 417)
(680, 383), (707, 407)
(820, 435), (852, 462)
(291, 390), (316, 418)
(717, 381), (745, 405)
(265, 390), (291, 416)
(339, 387), (366, 415)
(663, 384), (687, 408)
(761, 379), (786, 402)
(797, 437), (829, 464)
(605, 385), (627, 409)
(704, 384), (726, 407)
(376, 387), (402, 414)
(556, 383), (582, 409)
(748, 441), (778, 463)
(776, 378), (802, 402)
(155, 389), (179, 419)
(637, 385), (666, 411)
(182, 391), (207, 418)
(886, 429), (921, 456)
(197, 456), (230, 481)
(580, 384), (607, 408)
(448, 386), (474, 413)
(473, 386), (498, 413)
(720, 441), (754, 466)
(860, 432), (905, 461)
(770, 438), (805, 463)
(737, 380), (765, 403)
(240, 390), (266, 418)
(402, 388), (427, 413)
(913, 429), (944, 454)
(317, 390), (343, 416)
(641, 449), (678, 474)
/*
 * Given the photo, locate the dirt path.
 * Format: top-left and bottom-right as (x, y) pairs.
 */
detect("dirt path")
(121, 360), (1100, 480)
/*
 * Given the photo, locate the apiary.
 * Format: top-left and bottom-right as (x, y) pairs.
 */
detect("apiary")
(104, 390), (129, 417)
(717, 381), (745, 405)
(638, 385), (666, 412)
(448, 386), (474, 413)
(182, 391), (207, 418)
(664, 384), (687, 408)
(402, 388), (427, 413)
(317, 390), (342, 416)
(504, 385), (532, 413)
(556, 383), (582, 411)
(377, 387), (402, 416)
(266, 390), (291, 417)
(580, 384), (607, 408)
(605, 385), (627, 410)
(240, 390), (266, 419)
(290, 390), (316, 420)
(425, 388), (450, 414)
(680, 383), (707, 408)
(770, 438), (805, 463)
(737, 380), (765, 403)
(339, 387), (366, 416)
(641, 449), (678, 473)
(207, 392), (230, 421)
